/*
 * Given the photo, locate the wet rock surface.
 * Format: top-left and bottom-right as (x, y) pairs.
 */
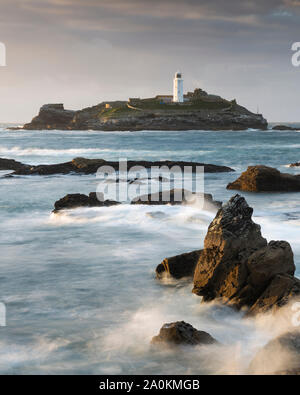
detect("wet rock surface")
(53, 192), (120, 212)
(156, 250), (202, 279)
(0, 157), (29, 171)
(151, 321), (218, 346)
(192, 195), (300, 314)
(11, 157), (234, 176)
(227, 165), (300, 192)
(157, 194), (300, 315)
(131, 189), (222, 210)
(289, 162), (300, 168)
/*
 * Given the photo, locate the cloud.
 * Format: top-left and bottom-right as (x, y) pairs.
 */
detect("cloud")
(0, 0), (300, 122)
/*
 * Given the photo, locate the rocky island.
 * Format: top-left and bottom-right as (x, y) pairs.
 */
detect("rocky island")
(22, 88), (267, 131)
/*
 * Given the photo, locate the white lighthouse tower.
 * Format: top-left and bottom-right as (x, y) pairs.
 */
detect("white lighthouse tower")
(173, 71), (184, 103)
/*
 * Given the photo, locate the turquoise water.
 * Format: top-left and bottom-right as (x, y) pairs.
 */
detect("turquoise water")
(0, 127), (299, 374)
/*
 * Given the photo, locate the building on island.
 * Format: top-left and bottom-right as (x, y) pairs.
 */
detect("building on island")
(155, 95), (173, 104)
(173, 71), (184, 103)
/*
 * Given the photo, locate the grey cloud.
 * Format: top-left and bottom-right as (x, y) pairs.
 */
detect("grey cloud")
(0, 0), (299, 122)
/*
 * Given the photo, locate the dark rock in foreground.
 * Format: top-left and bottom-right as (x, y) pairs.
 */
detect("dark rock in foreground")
(0, 157), (29, 171)
(156, 250), (202, 279)
(53, 192), (119, 213)
(151, 321), (217, 346)
(12, 157), (234, 176)
(227, 165), (300, 192)
(248, 331), (300, 374)
(157, 194), (300, 315)
(192, 195), (300, 314)
(272, 124), (300, 131)
(131, 189), (222, 211)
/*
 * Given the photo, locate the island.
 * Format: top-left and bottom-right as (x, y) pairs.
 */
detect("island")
(22, 88), (268, 131)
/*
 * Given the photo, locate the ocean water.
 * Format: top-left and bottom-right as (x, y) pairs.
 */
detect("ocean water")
(0, 126), (299, 374)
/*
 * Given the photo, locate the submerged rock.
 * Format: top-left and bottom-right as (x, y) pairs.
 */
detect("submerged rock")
(0, 157), (29, 171)
(227, 165), (300, 192)
(272, 124), (300, 131)
(248, 331), (300, 374)
(131, 189), (222, 211)
(53, 192), (120, 212)
(12, 157), (234, 176)
(151, 321), (217, 346)
(156, 250), (202, 279)
(289, 162), (300, 168)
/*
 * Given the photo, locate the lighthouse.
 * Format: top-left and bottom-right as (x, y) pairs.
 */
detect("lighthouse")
(173, 71), (183, 103)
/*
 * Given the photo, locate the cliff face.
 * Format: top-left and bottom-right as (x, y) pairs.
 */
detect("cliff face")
(23, 92), (268, 131)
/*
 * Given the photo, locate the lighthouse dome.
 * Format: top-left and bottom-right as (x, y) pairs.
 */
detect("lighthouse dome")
(175, 71), (182, 78)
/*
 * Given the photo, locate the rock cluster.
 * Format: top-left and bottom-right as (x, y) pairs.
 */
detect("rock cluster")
(151, 321), (217, 346)
(53, 189), (221, 213)
(192, 195), (300, 315)
(227, 165), (300, 192)
(158, 195), (300, 315)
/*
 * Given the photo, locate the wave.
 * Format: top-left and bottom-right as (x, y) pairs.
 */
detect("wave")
(0, 145), (214, 158)
(0, 146), (114, 157)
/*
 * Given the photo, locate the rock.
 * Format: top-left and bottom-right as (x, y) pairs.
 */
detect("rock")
(189, 194), (300, 314)
(248, 331), (300, 374)
(22, 94), (268, 131)
(247, 241), (295, 289)
(248, 274), (300, 316)
(131, 189), (222, 211)
(272, 124), (300, 131)
(151, 321), (217, 346)
(227, 165), (300, 192)
(289, 162), (300, 168)
(193, 194), (267, 303)
(146, 211), (168, 220)
(12, 157), (234, 176)
(156, 250), (202, 279)
(0, 157), (29, 171)
(23, 104), (76, 130)
(53, 192), (120, 212)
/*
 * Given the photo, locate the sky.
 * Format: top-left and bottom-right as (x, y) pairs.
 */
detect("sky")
(0, 0), (299, 123)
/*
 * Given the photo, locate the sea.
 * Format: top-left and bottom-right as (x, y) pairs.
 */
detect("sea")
(0, 124), (299, 374)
